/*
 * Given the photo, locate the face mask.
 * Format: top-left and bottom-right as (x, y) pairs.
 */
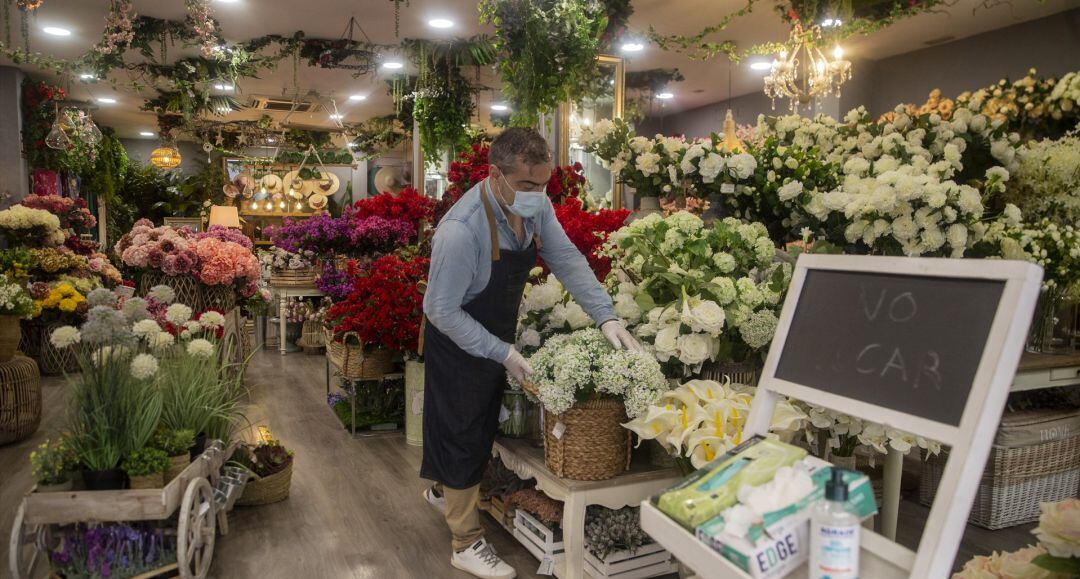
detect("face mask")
(497, 174), (546, 219)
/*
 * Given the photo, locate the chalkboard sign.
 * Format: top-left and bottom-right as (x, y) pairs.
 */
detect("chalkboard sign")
(774, 269), (1006, 426)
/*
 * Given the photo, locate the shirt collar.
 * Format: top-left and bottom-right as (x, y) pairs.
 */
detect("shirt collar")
(484, 178), (511, 226)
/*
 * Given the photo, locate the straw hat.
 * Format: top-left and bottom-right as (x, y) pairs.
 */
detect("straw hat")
(373, 165), (406, 194)
(260, 173), (283, 195)
(282, 170), (305, 198)
(308, 192), (329, 210)
(308, 171), (340, 197)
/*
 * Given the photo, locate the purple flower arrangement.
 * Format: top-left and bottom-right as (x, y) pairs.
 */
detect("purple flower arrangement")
(49, 522), (175, 578)
(350, 215), (414, 256)
(268, 213), (353, 257)
(195, 225), (253, 249)
(315, 260), (354, 301)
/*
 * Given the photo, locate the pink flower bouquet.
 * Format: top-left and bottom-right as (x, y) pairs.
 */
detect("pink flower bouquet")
(193, 237), (260, 295)
(114, 219), (199, 276)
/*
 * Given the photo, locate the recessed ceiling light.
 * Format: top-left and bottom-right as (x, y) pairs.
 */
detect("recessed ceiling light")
(382, 61), (404, 70)
(821, 18), (842, 27)
(347, 143), (358, 149)
(42, 26), (71, 36)
(329, 114), (344, 120)
(267, 138), (275, 143)
(620, 42), (644, 53)
(348, 94), (367, 101)
(97, 97), (117, 104)
(79, 73), (95, 80)
(491, 104), (509, 112)
(656, 92), (674, 100)
(139, 131), (154, 137)
(428, 18), (454, 29)
(213, 83), (234, 91)
(749, 61), (772, 71)
(216, 0), (240, 3)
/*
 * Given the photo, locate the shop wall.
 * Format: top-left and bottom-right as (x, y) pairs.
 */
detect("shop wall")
(642, 8), (1080, 137)
(0, 66), (28, 203)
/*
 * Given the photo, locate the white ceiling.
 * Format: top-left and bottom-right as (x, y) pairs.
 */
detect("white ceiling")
(4, 0), (1078, 140)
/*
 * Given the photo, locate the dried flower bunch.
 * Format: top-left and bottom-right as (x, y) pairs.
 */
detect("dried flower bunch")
(506, 488), (563, 528)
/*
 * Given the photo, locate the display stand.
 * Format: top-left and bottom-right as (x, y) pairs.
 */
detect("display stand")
(271, 284), (324, 355)
(642, 255), (1042, 578)
(493, 438), (681, 579)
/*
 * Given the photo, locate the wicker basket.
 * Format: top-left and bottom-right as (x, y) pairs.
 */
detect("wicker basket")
(236, 460), (293, 506)
(0, 315), (20, 362)
(139, 272), (203, 310)
(297, 319), (326, 350)
(129, 473), (163, 490)
(699, 359), (762, 386)
(202, 285), (237, 313)
(0, 356), (41, 445)
(19, 321), (78, 375)
(326, 331), (396, 380)
(541, 400), (631, 481)
(165, 454), (189, 484)
(270, 267), (316, 287)
(919, 412), (1080, 529)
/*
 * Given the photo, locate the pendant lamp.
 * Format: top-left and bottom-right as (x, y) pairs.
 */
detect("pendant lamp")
(151, 140), (182, 169)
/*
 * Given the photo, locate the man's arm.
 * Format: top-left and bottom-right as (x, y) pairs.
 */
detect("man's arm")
(537, 199), (617, 325)
(423, 220), (512, 362)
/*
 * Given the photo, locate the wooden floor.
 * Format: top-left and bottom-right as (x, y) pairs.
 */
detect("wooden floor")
(0, 349), (1040, 578)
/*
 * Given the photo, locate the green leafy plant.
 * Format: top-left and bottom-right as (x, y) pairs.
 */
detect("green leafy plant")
(30, 437), (78, 485)
(585, 506), (650, 559)
(158, 344), (245, 443)
(122, 447), (170, 477)
(480, 0), (608, 126)
(85, 129), (130, 207)
(151, 428), (196, 456)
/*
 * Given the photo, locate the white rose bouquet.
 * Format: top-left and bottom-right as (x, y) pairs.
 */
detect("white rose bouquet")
(623, 378), (806, 472)
(579, 118), (693, 197)
(601, 212), (789, 376)
(520, 328), (667, 420)
(516, 274), (596, 356)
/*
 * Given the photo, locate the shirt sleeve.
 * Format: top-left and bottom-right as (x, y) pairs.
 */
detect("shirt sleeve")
(537, 198), (617, 325)
(423, 219), (512, 362)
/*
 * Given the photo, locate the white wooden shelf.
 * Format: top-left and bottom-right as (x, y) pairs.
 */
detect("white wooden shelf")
(639, 501), (914, 579)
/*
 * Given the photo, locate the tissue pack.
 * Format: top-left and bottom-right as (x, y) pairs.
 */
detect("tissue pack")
(695, 456), (878, 578)
(654, 436), (807, 530)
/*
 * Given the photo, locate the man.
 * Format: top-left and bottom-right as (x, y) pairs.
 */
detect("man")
(421, 128), (641, 579)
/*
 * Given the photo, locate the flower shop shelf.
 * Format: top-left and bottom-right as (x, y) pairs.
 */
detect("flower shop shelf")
(10, 442), (240, 579)
(638, 501), (911, 579)
(492, 437), (681, 579)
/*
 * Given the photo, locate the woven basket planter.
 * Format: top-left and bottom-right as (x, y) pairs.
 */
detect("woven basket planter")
(0, 315), (21, 362)
(699, 359), (762, 386)
(270, 267), (316, 287)
(236, 460), (293, 506)
(128, 473), (164, 490)
(542, 399), (631, 481)
(165, 454), (189, 484)
(326, 330), (396, 380)
(202, 284), (237, 313)
(139, 271), (203, 310)
(297, 319), (326, 350)
(19, 320), (78, 375)
(0, 356), (41, 445)
(920, 410), (1080, 529)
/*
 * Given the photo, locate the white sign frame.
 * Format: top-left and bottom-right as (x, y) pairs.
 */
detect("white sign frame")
(744, 254), (1042, 578)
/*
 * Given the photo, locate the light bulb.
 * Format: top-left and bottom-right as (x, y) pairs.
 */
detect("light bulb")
(815, 60), (825, 74)
(279, 201), (285, 209)
(260, 186), (267, 195)
(250, 201), (257, 210)
(265, 202), (272, 210)
(295, 202), (302, 211)
(833, 45), (844, 60)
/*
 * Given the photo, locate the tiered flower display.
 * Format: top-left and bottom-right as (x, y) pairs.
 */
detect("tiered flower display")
(324, 255), (429, 355)
(18, 194), (97, 233)
(0, 205), (67, 247)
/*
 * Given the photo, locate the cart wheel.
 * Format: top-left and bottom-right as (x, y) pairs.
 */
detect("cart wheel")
(178, 478), (216, 579)
(8, 504), (41, 579)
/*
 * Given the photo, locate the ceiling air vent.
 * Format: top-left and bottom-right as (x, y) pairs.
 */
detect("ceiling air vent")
(923, 35), (955, 46)
(249, 96), (323, 113)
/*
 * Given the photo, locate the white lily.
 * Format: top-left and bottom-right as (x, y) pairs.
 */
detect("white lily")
(622, 403), (680, 452)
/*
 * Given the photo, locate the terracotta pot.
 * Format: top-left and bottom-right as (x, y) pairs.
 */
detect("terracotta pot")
(0, 314), (20, 362)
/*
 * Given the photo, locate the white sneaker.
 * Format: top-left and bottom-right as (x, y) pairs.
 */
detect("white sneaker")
(423, 486), (445, 514)
(451, 538), (517, 579)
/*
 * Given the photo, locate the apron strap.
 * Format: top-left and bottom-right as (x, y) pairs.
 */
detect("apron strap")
(480, 185), (502, 262)
(533, 234), (542, 251)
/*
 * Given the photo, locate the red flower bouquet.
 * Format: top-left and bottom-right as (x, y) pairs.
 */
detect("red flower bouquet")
(546, 163), (587, 205)
(325, 255), (429, 354)
(350, 187), (434, 233)
(547, 197), (630, 281)
(437, 143), (490, 223)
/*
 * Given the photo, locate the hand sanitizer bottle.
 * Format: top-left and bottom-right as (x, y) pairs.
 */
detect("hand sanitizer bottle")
(809, 468), (860, 578)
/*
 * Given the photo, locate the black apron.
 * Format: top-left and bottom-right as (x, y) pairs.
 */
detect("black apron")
(420, 190), (538, 489)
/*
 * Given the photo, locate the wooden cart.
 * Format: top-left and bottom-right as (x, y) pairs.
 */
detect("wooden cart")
(9, 442), (240, 579)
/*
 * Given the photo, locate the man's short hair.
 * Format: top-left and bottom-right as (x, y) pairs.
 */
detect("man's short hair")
(489, 127), (551, 173)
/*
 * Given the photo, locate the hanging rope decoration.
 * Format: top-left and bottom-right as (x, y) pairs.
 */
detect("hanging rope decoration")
(16, 0), (41, 54)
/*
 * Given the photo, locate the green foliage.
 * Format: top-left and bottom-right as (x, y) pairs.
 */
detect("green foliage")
(585, 506), (650, 560)
(30, 437), (78, 485)
(480, 0), (609, 126)
(158, 345), (246, 443)
(20, 79), (98, 174)
(151, 428), (196, 456)
(86, 129), (129, 206)
(349, 115), (410, 160)
(122, 447), (170, 477)
(1032, 554), (1080, 576)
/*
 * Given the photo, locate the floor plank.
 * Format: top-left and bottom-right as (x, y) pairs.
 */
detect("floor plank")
(0, 349), (1046, 578)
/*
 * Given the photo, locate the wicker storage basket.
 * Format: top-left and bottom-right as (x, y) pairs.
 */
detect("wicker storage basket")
(541, 400), (631, 481)
(269, 267), (316, 287)
(325, 330), (396, 380)
(297, 319), (326, 351)
(139, 272), (203, 310)
(19, 321), (78, 375)
(165, 454), (189, 484)
(202, 285), (237, 313)
(0, 356), (41, 445)
(128, 473), (163, 490)
(236, 460), (293, 506)
(919, 408), (1080, 529)
(0, 315), (20, 362)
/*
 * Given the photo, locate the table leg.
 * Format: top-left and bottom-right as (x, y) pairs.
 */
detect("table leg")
(278, 293), (287, 355)
(881, 447), (903, 541)
(561, 494), (586, 579)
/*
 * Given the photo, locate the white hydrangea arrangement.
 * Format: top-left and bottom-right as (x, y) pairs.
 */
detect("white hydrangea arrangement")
(516, 273), (595, 356)
(0, 205), (67, 247)
(600, 212), (789, 376)
(520, 328), (667, 420)
(623, 379), (807, 471)
(994, 219), (1080, 292)
(0, 276), (35, 318)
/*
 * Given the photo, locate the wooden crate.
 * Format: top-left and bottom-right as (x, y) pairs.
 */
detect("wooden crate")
(512, 509), (564, 563)
(584, 542), (678, 579)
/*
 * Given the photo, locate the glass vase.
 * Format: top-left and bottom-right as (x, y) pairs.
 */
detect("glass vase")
(1026, 285), (1072, 354)
(500, 390), (529, 438)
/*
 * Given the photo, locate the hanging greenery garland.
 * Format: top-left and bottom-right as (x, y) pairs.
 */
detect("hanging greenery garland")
(624, 68), (685, 122)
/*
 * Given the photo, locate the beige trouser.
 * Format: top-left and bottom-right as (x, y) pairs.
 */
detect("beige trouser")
(435, 483), (484, 551)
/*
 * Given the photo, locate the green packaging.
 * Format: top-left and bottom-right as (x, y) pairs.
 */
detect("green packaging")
(654, 436), (807, 530)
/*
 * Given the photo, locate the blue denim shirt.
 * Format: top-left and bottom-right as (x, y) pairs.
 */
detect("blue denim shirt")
(423, 180), (617, 362)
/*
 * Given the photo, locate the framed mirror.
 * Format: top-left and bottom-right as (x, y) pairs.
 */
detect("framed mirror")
(560, 54), (625, 210)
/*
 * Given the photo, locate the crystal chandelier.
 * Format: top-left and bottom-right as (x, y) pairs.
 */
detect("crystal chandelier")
(764, 24), (852, 112)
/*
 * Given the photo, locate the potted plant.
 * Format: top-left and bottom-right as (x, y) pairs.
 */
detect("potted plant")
(0, 274), (35, 362)
(520, 328), (667, 481)
(153, 428), (196, 483)
(123, 447), (170, 489)
(29, 437), (77, 492)
(236, 439), (294, 506)
(584, 506), (676, 578)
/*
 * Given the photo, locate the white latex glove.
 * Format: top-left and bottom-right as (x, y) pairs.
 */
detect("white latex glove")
(601, 320), (644, 353)
(503, 347), (534, 383)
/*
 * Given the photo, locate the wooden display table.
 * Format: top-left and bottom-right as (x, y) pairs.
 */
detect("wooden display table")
(271, 284), (324, 355)
(492, 437), (681, 579)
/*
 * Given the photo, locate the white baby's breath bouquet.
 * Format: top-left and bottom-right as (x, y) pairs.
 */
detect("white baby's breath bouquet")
(519, 328), (667, 420)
